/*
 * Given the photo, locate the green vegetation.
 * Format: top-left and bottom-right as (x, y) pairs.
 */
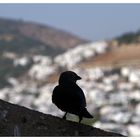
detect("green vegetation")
(0, 18), (64, 56)
(0, 34), (61, 56)
(116, 30), (140, 44)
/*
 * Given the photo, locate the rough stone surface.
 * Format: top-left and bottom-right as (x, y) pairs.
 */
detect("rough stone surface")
(0, 99), (125, 136)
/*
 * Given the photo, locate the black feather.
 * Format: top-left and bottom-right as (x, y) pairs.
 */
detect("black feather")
(52, 71), (93, 123)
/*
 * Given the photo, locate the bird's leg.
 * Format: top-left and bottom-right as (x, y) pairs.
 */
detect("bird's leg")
(79, 116), (83, 123)
(62, 112), (67, 120)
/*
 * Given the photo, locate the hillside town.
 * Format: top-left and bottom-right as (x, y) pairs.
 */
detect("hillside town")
(0, 41), (140, 136)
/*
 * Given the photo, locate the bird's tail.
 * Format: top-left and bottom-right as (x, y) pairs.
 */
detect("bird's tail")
(82, 108), (93, 118)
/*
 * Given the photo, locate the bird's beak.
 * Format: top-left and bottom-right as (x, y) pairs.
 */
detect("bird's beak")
(77, 76), (82, 80)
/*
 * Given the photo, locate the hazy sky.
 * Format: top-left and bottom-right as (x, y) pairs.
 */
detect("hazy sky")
(0, 4), (140, 41)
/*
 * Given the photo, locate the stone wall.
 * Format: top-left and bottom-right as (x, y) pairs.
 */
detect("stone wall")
(0, 99), (124, 136)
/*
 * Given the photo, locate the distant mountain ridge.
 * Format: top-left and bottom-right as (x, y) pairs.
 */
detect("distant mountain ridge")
(0, 17), (88, 51)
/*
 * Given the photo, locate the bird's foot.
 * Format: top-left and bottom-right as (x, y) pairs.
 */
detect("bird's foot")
(79, 116), (82, 123)
(62, 112), (67, 120)
(62, 115), (66, 120)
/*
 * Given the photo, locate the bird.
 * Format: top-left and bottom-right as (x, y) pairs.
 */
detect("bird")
(52, 71), (93, 123)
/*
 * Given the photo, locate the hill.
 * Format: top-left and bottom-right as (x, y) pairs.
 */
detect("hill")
(116, 30), (140, 44)
(79, 44), (140, 68)
(0, 17), (88, 53)
(0, 17), (88, 88)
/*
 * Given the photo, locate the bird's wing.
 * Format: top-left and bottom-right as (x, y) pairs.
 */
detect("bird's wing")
(74, 87), (87, 107)
(52, 85), (87, 110)
(65, 85), (86, 108)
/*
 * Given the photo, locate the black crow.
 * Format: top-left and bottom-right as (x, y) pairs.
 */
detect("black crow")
(52, 71), (93, 123)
